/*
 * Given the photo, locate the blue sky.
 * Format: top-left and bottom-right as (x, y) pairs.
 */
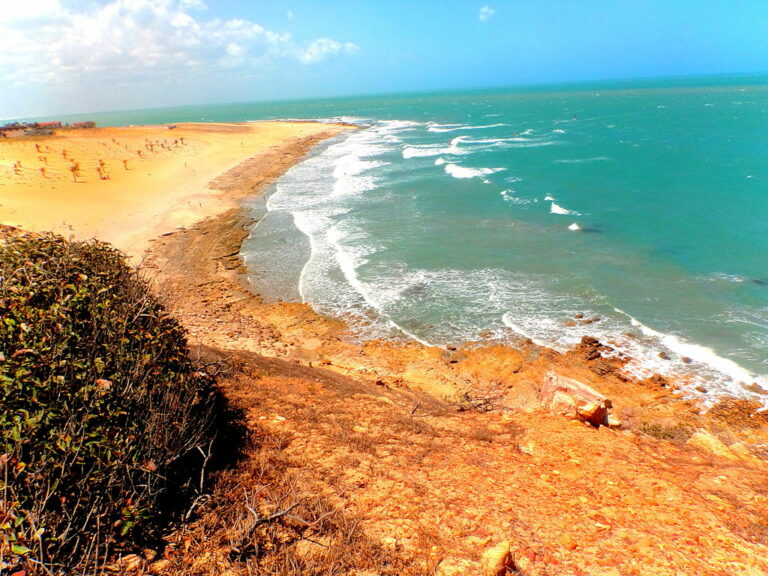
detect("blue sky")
(1, 0), (767, 118)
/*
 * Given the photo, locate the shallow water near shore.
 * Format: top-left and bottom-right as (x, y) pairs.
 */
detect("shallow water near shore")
(70, 75), (768, 404)
(244, 77), (768, 405)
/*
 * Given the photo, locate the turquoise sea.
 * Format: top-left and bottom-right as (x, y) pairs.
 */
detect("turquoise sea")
(57, 75), (768, 403)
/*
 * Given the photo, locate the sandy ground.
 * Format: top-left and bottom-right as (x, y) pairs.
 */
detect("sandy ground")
(0, 122), (347, 261)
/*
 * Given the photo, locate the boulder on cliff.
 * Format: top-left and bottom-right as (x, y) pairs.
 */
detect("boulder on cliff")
(539, 371), (617, 427)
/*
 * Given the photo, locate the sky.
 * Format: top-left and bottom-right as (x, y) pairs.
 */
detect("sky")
(1, 0), (767, 119)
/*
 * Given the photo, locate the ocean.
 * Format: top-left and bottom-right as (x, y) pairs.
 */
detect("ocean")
(61, 75), (768, 404)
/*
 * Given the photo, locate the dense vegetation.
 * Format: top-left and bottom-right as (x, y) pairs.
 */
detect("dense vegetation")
(0, 234), (218, 574)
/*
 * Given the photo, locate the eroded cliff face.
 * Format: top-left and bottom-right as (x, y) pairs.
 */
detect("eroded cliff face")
(133, 143), (768, 576)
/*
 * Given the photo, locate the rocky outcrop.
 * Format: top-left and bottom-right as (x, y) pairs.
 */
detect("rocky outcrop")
(539, 371), (617, 427)
(480, 541), (512, 576)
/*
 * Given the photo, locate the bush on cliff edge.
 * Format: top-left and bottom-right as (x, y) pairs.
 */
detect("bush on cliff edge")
(0, 234), (217, 573)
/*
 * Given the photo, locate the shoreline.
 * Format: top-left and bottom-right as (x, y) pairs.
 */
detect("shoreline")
(237, 137), (767, 409)
(0, 121), (350, 261)
(2, 119), (765, 422)
(135, 122), (766, 423)
(142, 128), (768, 575)
(4, 122), (768, 574)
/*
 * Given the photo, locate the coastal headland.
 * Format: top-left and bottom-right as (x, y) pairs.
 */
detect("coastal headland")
(2, 123), (768, 575)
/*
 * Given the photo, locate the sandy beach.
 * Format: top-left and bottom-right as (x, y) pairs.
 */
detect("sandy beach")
(3, 123), (768, 575)
(0, 122), (348, 260)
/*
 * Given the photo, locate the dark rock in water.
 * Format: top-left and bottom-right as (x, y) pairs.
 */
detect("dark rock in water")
(753, 278), (767, 286)
(581, 336), (602, 348)
(565, 320), (577, 327)
(681, 356), (693, 364)
(658, 351), (671, 361)
(578, 336), (605, 361)
(575, 313), (584, 319)
(695, 385), (709, 394)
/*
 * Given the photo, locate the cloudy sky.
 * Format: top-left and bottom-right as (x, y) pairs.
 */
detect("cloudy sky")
(1, 0), (767, 119)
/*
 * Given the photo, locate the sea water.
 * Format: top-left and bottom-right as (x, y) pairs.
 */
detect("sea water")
(59, 76), (768, 404)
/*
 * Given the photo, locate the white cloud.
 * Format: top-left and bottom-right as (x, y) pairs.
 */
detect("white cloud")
(179, 0), (206, 8)
(0, 0), (65, 23)
(300, 38), (359, 64)
(0, 0), (358, 108)
(479, 4), (495, 22)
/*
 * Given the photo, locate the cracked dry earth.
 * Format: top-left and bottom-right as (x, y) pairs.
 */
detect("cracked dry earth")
(138, 138), (768, 576)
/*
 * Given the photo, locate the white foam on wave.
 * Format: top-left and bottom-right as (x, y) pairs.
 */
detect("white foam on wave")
(426, 122), (462, 131)
(719, 308), (768, 331)
(568, 222), (581, 231)
(499, 285), (595, 351)
(461, 136), (531, 144)
(402, 136), (469, 159)
(402, 145), (445, 159)
(555, 156), (611, 164)
(550, 202), (579, 215)
(325, 226), (433, 346)
(502, 319), (549, 347)
(427, 122), (507, 133)
(500, 189), (530, 205)
(614, 308), (768, 395)
(701, 272), (749, 284)
(450, 133), (557, 150)
(552, 129), (567, 134)
(264, 121), (396, 291)
(444, 163), (504, 180)
(506, 140), (557, 148)
(365, 267), (561, 346)
(495, 284), (768, 406)
(269, 120), (453, 345)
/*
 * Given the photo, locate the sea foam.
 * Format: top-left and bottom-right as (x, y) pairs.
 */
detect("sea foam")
(427, 122), (507, 133)
(614, 309), (768, 399)
(444, 163), (504, 180)
(550, 202), (579, 215)
(402, 136), (469, 159)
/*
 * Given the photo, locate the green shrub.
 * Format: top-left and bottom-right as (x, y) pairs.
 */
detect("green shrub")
(0, 234), (217, 574)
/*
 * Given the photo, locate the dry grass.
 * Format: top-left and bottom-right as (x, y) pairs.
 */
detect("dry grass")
(638, 422), (695, 443)
(157, 421), (422, 576)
